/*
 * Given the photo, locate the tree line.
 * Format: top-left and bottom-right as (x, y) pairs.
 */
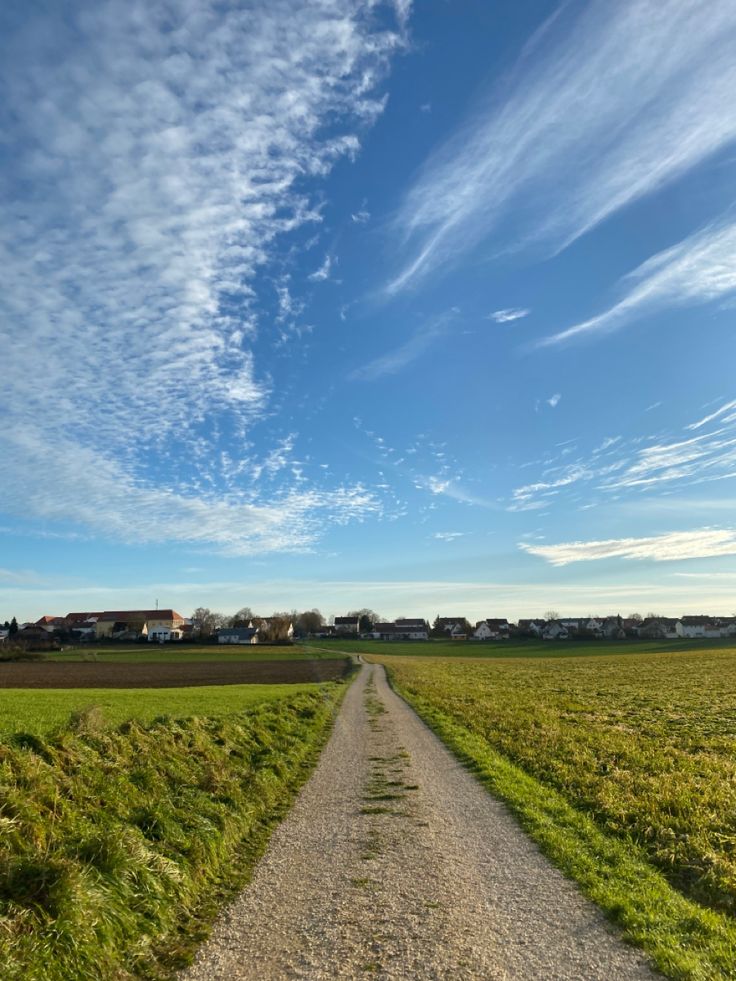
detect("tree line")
(189, 607), (385, 639)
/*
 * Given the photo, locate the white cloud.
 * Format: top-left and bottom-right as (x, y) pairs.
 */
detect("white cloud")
(0, 569), (40, 585)
(508, 397), (736, 511)
(387, 0), (736, 292)
(351, 209), (371, 224)
(547, 393), (561, 408)
(432, 531), (466, 541)
(1, 428), (382, 556)
(489, 308), (530, 323)
(0, 0), (407, 553)
(686, 398), (736, 431)
(308, 253), (335, 282)
(520, 528), (736, 566)
(350, 312), (453, 381)
(540, 219), (736, 346)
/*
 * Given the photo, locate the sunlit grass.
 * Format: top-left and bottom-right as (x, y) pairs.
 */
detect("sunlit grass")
(0, 683), (325, 735)
(380, 647), (736, 979)
(0, 683), (347, 979)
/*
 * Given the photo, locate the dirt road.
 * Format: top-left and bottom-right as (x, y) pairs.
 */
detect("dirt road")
(182, 663), (657, 979)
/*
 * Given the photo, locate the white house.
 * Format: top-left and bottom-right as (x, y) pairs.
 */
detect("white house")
(148, 627), (184, 643)
(334, 616), (360, 635)
(676, 616), (722, 639)
(543, 621), (569, 640)
(718, 618), (736, 637)
(473, 619), (510, 640)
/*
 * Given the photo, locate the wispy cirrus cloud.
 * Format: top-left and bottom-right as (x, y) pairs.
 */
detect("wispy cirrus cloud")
(350, 312), (453, 381)
(509, 397), (736, 512)
(686, 398), (736, 431)
(489, 308), (530, 323)
(1, 428), (382, 557)
(387, 0), (736, 293)
(540, 219), (736, 346)
(0, 0), (407, 554)
(521, 529), (736, 566)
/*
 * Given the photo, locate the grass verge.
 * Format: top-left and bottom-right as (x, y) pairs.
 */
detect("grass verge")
(387, 672), (736, 980)
(0, 682), (349, 979)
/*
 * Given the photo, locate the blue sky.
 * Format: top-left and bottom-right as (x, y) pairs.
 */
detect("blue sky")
(2, 0), (736, 622)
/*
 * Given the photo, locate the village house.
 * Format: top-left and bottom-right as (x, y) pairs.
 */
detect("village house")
(217, 626), (258, 645)
(517, 619), (545, 637)
(216, 617), (292, 644)
(395, 618), (430, 636)
(334, 616), (360, 635)
(542, 620), (569, 640)
(601, 615), (626, 639)
(371, 620), (429, 641)
(94, 609), (186, 640)
(718, 617), (736, 637)
(472, 618), (510, 640)
(432, 617), (468, 639)
(676, 616), (725, 639)
(35, 615), (68, 632)
(639, 617), (679, 640)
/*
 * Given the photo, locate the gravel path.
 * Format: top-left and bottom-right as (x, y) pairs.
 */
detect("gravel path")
(181, 663), (658, 980)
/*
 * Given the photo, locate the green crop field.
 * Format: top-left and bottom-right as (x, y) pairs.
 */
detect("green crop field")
(316, 636), (736, 659)
(0, 682), (327, 735)
(377, 647), (736, 979)
(51, 643), (343, 663)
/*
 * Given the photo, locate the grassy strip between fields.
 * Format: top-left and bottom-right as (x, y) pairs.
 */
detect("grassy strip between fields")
(387, 676), (736, 981)
(0, 679), (351, 980)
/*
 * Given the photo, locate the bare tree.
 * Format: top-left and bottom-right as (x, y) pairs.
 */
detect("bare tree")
(258, 615), (292, 643)
(347, 609), (381, 633)
(295, 609), (324, 636)
(544, 610), (560, 621)
(191, 607), (227, 638)
(230, 606), (255, 627)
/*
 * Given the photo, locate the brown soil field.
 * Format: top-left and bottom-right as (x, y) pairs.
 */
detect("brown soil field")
(0, 658), (350, 689)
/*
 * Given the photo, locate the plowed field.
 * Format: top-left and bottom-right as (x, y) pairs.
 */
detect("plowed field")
(0, 658), (349, 688)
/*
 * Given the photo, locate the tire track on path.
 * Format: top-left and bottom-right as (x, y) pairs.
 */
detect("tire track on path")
(181, 663), (658, 979)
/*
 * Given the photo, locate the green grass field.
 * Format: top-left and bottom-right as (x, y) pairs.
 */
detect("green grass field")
(51, 643), (342, 663)
(376, 646), (736, 979)
(314, 636), (736, 658)
(0, 682), (327, 735)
